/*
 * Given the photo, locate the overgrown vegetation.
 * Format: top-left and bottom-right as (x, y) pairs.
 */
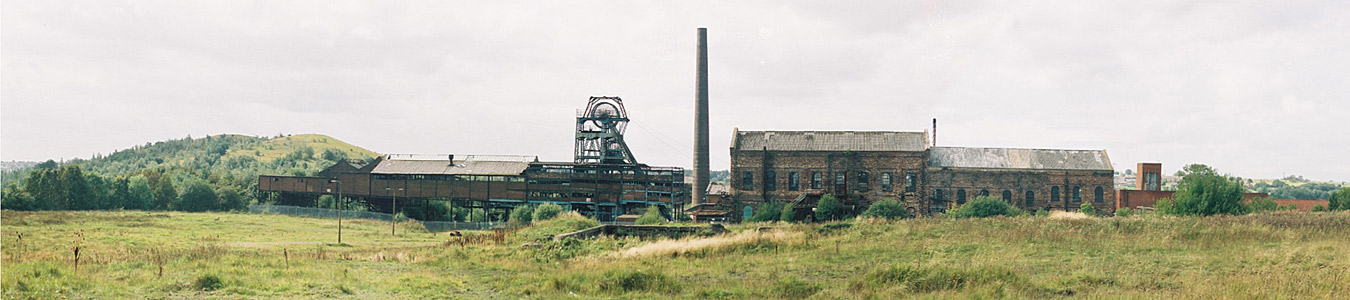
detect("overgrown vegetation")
(946, 196), (1025, 218)
(0, 134), (377, 213)
(634, 205), (666, 225)
(1157, 164), (1250, 216)
(861, 198), (909, 220)
(3, 210), (1349, 298)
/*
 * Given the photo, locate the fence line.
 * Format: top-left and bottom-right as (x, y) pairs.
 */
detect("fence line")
(248, 205), (504, 232)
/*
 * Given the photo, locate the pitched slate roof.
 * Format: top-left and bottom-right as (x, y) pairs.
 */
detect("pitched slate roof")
(928, 147), (1112, 171)
(371, 155), (535, 176)
(732, 130), (929, 152)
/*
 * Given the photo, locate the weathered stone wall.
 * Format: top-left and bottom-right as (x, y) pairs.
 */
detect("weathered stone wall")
(927, 168), (1116, 214)
(730, 149), (929, 220)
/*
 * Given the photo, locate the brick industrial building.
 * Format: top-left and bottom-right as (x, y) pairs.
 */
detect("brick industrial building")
(726, 127), (1115, 220)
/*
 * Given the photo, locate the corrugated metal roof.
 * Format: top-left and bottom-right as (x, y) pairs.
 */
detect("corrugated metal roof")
(734, 130), (929, 152)
(371, 156), (532, 176)
(928, 147), (1112, 171)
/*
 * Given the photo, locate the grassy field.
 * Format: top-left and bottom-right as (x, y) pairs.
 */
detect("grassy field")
(3, 210), (1349, 299)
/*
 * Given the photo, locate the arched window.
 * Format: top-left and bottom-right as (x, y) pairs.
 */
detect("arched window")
(957, 189), (967, 205)
(1073, 186), (1082, 202)
(1094, 187), (1104, 203)
(1002, 190), (1013, 202)
(1025, 191), (1035, 207)
(935, 189), (945, 201)
(857, 172), (869, 190)
(980, 189), (990, 197)
(743, 205), (753, 220)
(1051, 186), (1061, 202)
(811, 172), (822, 189)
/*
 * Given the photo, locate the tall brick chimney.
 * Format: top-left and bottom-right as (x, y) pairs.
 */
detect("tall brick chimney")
(692, 28), (710, 206)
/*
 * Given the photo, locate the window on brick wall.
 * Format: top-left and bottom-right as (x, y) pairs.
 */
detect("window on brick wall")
(1025, 191), (1035, 207)
(1073, 186), (1082, 202)
(788, 172), (800, 191)
(881, 172), (893, 192)
(1002, 190), (1012, 202)
(811, 172), (822, 189)
(980, 189), (989, 197)
(957, 189), (967, 205)
(1051, 186), (1061, 202)
(935, 189), (945, 201)
(905, 173), (918, 192)
(857, 172), (869, 190)
(741, 171), (754, 190)
(765, 171), (777, 191)
(1094, 187), (1104, 203)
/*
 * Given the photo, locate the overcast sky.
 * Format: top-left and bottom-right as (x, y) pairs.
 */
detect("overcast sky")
(3, 1), (1348, 180)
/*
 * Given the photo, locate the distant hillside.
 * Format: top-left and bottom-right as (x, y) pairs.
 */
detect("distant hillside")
(37, 133), (377, 191)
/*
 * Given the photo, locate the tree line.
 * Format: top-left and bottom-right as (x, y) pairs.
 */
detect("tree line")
(1, 134), (373, 213)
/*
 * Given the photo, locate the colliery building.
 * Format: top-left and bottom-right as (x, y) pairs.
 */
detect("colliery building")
(727, 127), (1115, 220)
(258, 97), (687, 222)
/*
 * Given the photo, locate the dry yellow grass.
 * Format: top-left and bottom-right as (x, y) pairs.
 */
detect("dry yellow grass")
(611, 229), (803, 259)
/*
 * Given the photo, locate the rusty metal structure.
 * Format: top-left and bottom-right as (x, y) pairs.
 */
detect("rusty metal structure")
(258, 98), (687, 222)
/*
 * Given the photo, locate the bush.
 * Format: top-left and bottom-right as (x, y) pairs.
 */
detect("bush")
(533, 203), (566, 221)
(1330, 187), (1350, 211)
(947, 196), (1024, 218)
(1115, 207), (1135, 217)
(815, 194), (848, 221)
(1078, 202), (1096, 215)
(1248, 197), (1279, 213)
(1034, 209), (1050, 217)
(748, 202), (785, 222)
(635, 205), (666, 225)
(194, 273), (225, 291)
(861, 198), (909, 220)
(509, 205), (534, 226)
(1312, 204), (1327, 212)
(1160, 170), (1247, 216)
(780, 203), (798, 222)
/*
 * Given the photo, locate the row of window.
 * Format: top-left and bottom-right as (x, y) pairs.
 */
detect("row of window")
(741, 171), (919, 193)
(935, 186), (1107, 206)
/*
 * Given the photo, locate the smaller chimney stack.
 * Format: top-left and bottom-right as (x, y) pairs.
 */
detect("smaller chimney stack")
(932, 118), (937, 146)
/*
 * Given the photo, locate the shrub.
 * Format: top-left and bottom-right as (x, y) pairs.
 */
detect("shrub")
(533, 203), (566, 221)
(780, 203), (798, 222)
(861, 198), (909, 220)
(947, 196), (1024, 218)
(635, 205), (666, 225)
(1160, 171), (1247, 216)
(748, 202), (785, 222)
(1312, 204), (1326, 212)
(194, 273), (225, 291)
(509, 205), (534, 226)
(1078, 202), (1096, 215)
(1115, 207), (1135, 217)
(1034, 209), (1050, 217)
(1248, 196), (1279, 213)
(815, 194), (848, 221)
(1330, 187), (1350, 211)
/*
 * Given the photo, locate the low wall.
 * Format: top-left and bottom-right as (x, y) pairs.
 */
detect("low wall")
(553, 224), (728, 241)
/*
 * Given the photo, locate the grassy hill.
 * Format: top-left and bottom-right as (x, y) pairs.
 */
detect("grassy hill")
(3, 210), (1348, 298)
(63, 133), (376, 187)
(1, 133), (381, 212)
(221, 134), (378, 163)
